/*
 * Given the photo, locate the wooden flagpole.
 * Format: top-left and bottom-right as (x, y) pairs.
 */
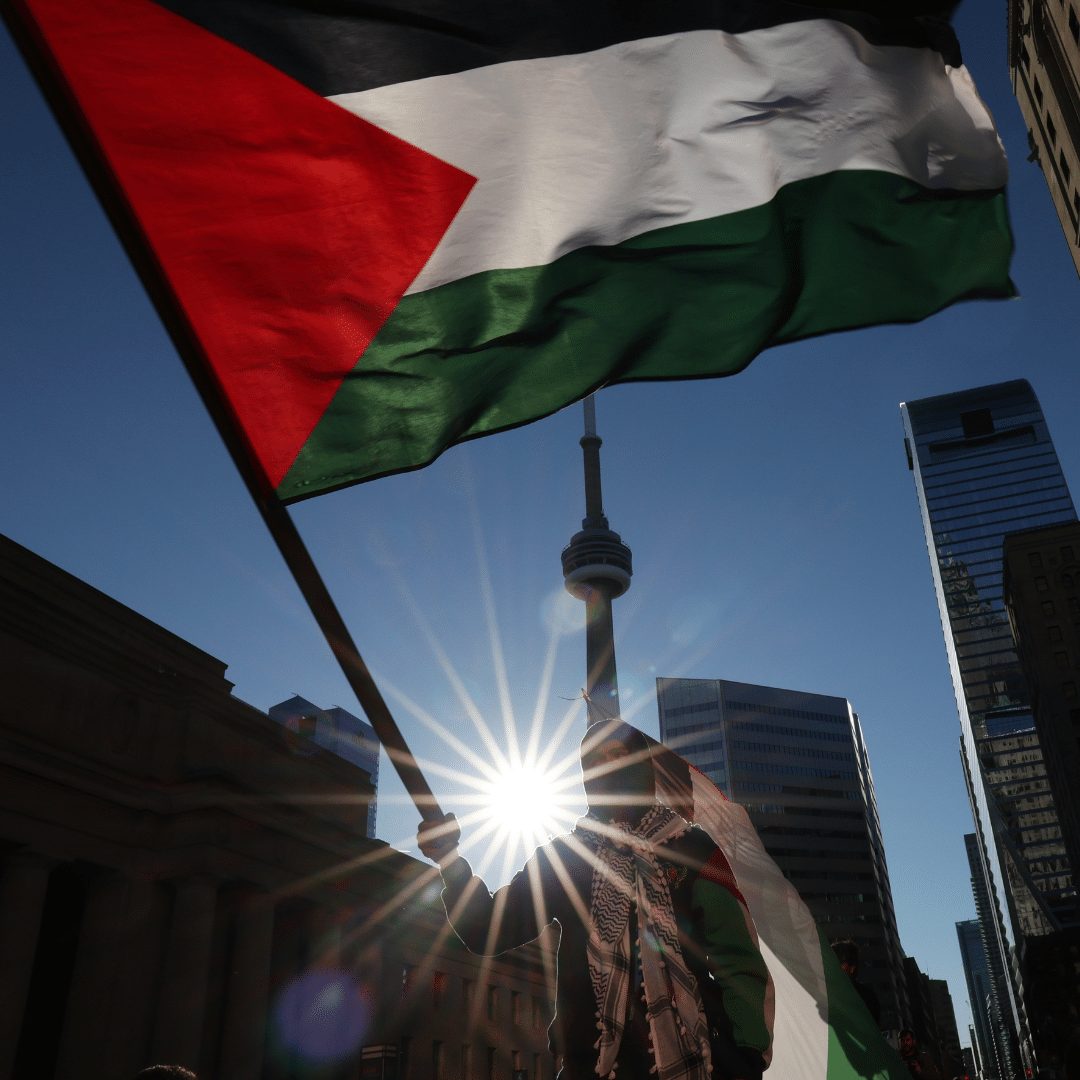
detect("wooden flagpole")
(256, 494), (444, 821)
(2, 0), (445, 823)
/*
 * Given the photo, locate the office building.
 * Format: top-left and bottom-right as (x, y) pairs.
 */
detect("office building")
(901, 380), (1078, 1072)
(957, 917), (1004, 1080)
(929, 978), (965, 1080)
(902, 960), (963, 1078)
(656, 677), (908, 1031)
(1008, 0), (1080, 279)
(269, 695), (380, 837)
(1002, 522), (1080, 881)
(0, 531), (552, 1080)
(1000, 524), (1080, 1062)
(967, 1041), (984, 1080)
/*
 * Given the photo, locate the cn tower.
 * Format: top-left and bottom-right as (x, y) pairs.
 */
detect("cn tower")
(561, 395), (633, 726)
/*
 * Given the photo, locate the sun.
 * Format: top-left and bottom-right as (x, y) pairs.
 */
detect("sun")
(480, 763), (564, 843)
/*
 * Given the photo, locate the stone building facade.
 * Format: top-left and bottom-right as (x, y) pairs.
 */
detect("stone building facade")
(0, 532), (553, 1080)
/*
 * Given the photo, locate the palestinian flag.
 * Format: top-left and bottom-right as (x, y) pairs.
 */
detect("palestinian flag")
(6, 0), (1011, 503)
(643, 727), (908, 1080)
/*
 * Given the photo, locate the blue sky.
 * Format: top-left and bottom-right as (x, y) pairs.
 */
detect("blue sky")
(3, 0), (1079, 1043)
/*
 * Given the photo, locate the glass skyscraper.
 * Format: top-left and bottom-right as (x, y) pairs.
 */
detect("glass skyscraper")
(656, 677), (908, 1031)
(901, 380), (1078, 1073)
(269, 694), (380, 837)
(957, 918), (997, 1080)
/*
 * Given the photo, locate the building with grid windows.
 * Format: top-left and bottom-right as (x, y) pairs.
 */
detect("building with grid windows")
(901, 379), (1078, 1075)
(1008, 0), (1080, 280)
(957, 917), (1000, 1080)
(656, 677), (908, 1033)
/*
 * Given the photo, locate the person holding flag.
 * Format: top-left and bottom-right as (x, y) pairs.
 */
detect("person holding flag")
(417, 718), (773, 1080)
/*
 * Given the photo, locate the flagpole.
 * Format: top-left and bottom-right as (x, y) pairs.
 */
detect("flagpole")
(256, 494), (444, 821)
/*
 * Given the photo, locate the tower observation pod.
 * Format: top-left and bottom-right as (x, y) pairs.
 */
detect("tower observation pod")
(561, 395), (633, 726)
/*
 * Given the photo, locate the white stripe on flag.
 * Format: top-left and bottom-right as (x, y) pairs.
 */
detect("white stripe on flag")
(330, 20), (1007, 296)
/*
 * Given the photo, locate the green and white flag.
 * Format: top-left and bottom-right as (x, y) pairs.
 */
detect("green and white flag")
(646, 729), (910, 1080)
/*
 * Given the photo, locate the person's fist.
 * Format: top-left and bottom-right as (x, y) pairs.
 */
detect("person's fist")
(417, 813), (460, 864)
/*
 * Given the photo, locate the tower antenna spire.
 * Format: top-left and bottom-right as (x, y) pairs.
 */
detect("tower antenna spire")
(561, 394), (633, 725)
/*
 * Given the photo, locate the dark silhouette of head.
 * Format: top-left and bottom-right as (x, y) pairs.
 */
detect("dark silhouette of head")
(136, 1067), (198, 1080)
(580, 719), (656, 824)
(831, 938), (860, 978)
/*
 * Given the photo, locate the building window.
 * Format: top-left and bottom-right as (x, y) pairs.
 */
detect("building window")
(1035, 76), (1044, 106)
(1071, 6), (1080, 42)
(534, 1053), (541, 1080)
(463, 1045), (473, 1080)
(1048, 114), (1058, 146)
(1036, 576), (1050, 591)
(1061, 151), (1072, 186)
(487, 986), (498, 1021)
(532, 996), (544, 1030)
(1070, 708), (1080, 726)
(1044, 600), (1057, 616)
(512, 991), (523, 1025)
(463, 979), (474, 1014)
(1021, 40), (1031, 69)
(1030, 552), (1044, 568)
(487, 1047), (497, 1080)
(1070, 598), (1080, 614)
(1065, 573), (1075, 587)
(1065, 682), (1077, 699)
(433, 1041), (443, 1080)
(433, 971), (446, 1012)
(1056, 652), (1069, 668)
(1050, 626), (1063, 641)
(402, 964), (415, 1001)
(401, 1038), (412, 1080)
(1075, 191), (1080, 222)
(512, 1051), (524, 1079)
(1064, 546), (1076, 562)
(960, 408), (994, 438)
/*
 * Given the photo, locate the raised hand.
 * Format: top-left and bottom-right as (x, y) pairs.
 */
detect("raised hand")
(417, 812), (461, 864)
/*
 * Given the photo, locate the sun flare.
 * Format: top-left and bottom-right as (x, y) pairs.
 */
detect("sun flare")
(481, 763), (564, 842)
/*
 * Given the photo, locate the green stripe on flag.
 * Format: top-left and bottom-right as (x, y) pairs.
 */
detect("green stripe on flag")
(821, 931), (910, 1080)
(279, 169), (1012, 502)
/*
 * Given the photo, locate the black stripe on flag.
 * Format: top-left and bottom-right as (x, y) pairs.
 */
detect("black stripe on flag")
(152, 0), (963, 98)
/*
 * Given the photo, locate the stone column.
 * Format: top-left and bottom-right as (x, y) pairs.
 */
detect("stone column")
(101, 873), (168, 1080)
(151, 875), (219, 1069)
(218, 889), (275, 1080)
(55, 870), (131, 1080)
(0, 853), (55, 1080)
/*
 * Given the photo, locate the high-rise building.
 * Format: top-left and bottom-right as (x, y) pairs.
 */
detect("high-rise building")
(655, 677), (908, 1031)
(964, 833), (1023, 1080)
(269, 695), (380, 837)
(1008, 0), (1080, 280)
(962, 1042), (979, 1080)
(929, 978), (965, 1080)
(901, 379), (1079, 1073)
(1002, 522), (1080, 881)
(957, 917), (1003, 1080)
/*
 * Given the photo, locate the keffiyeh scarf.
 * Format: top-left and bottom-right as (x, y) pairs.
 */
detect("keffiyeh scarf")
(579, 805), (712, 1080)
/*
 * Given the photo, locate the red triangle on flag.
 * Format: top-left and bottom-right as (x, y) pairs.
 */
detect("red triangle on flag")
(20, 0), (476, 488)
